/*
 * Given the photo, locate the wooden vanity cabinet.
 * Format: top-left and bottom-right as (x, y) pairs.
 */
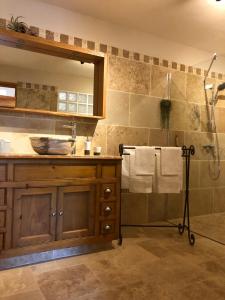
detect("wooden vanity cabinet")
(13, 187), (57, 248)
(56, 185), (96, 241)
(0, 156), (121, 258)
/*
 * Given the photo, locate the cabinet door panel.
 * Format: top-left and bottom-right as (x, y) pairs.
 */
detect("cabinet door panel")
(57, 185), (95, 240)
(13, 187), (57, 248)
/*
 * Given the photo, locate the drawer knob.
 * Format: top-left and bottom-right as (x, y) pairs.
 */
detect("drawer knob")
(59, 211), (64, 216)
(104, 224), (111, 231)
(51, 212), (56, 217)
(104, 188), (112, 194)
(104, 206), (112, 213)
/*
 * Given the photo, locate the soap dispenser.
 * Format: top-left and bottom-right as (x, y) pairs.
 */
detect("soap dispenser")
(84, 137), (91, 155)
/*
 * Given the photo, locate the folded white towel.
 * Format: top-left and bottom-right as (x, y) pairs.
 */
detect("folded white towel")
(161, 147), (182, 175)
(129, 149), (153, 193)
(135, 146), (155, 176)
(154, 152), (182, 194)
(121, 150), (130, 189)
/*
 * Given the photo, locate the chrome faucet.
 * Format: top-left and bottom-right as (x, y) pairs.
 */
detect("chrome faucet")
(63, 121), (76, 154)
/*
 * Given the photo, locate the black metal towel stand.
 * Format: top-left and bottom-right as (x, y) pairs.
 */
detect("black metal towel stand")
(118, 144), (195, 246)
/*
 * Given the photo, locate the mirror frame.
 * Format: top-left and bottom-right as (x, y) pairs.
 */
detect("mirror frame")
(0, 28), (107, 120)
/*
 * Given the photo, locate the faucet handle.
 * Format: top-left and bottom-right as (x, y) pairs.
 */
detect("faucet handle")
(63, 121), (76, 129)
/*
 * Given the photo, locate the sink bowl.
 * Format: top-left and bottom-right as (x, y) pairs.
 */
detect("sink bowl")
(30, 137), (75, 155)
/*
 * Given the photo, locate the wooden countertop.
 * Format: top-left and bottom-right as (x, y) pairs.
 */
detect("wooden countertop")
(0, 154), (122, 160)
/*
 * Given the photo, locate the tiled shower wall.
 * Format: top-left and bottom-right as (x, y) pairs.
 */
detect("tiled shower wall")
(0, 18), (225, 222)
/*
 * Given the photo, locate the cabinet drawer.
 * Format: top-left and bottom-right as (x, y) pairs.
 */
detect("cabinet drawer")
(0, 165), (6, 182)
(0, 233), (3, 251)
(102, 165), (116, 178)
(0, 189), (5, 206)
(100, 202), (116, 218)
(101, 183), (116, 200)
(0, 210), (6, 228)
(14, 165), (97, 181)
(100, 220), (115, 235)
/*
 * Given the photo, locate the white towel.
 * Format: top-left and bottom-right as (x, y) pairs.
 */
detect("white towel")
(135, 146), (155, 175)
(129, 149), (153, 193)
(161, 147), (182, 175)
(121, 150), (130, 189)
(154, 152), (182, 194)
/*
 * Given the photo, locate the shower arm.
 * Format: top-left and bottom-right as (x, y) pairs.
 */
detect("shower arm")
(204, 53), (217, 87)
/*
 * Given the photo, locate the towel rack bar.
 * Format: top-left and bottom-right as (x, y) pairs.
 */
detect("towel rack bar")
(118, 143), (195, 246)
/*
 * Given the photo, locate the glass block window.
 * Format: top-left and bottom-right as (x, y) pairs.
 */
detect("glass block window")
(58, 91), (93, 115)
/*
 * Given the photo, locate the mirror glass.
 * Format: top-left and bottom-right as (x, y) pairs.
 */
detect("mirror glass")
(0, 44), (95, 116)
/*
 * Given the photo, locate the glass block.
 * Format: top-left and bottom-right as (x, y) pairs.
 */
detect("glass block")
(78, 104), (87, 114)
(88, 94), (93, 104)
(78, 93), (87, 103)
(58, 102), (67, 112)
(88, 105), (93, 115)
(68, 103), (77, 112)
(68, 93), (77, 102)
(58, 92), (67, 100)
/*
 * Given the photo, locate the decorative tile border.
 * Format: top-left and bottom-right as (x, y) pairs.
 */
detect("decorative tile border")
(17, 81), (56, 91)
(0, 17), (224, 80)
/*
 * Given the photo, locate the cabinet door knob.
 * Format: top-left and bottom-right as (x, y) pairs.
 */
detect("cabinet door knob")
(51, 212), (56, 217)
(104, 224), (111, 231)
(59, 211), (64, 216)
(104, 206), (112, 213)
(104, 188), (112, 194)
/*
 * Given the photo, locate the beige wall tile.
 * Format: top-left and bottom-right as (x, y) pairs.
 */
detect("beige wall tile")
(122, 193), (149, 224)
(102, 90), (129, 126)
(0, 115), (55, 134)
(169, 101), (187, 131)
(189, 160), (200, 189)
(213, 187), (225, 213)
(151, 65), (186, 101)
(189, 189), (213, 217)
(186, 103), (201, 131)
(184, 131), (214, 160)
(107, 125), (149, 155)
(186, 74), (204, 104)
(168, 130), (184, 147)
(199, 160), (225, 188)
(149, 129), (168, 146)
(215, 107), (225, 133)
(108, 56), (150, 95)
(130, 95), (161, 128)
(148, 193), (167, 222)
(166, 193), (184, 219)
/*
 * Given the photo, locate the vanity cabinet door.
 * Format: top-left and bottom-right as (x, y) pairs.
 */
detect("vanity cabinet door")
(13, 187), (57, 248)
(56, 185), (96, 241)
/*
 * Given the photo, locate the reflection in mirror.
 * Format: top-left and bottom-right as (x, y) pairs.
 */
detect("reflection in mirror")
(0, 44), (95, 115)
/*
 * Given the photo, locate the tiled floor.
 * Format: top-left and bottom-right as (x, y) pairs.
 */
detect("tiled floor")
(190, 212), (225, 244)
(1, 227), (225, 300)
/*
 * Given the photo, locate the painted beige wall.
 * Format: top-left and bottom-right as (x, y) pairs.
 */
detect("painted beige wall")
(0, 0), (215, 67)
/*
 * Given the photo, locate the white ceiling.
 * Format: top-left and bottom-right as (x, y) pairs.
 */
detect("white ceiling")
(38, 0), (225, 54)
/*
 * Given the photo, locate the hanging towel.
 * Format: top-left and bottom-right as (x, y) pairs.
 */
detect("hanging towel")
(154, 152), (182, 194)
(129, 149), (153, 193)
(161, 147), (182, 175)
(121, 149), (130, 189)
(135, 146), (155, 175)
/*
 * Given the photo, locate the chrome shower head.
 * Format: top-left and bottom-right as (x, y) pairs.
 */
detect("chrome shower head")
(204, 53), (217, 83)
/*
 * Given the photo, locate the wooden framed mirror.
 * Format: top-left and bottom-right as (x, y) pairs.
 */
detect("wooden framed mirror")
(0, 28), (107, 120)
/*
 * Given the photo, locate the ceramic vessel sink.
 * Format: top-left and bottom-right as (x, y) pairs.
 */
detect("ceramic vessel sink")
(30, 137), (75, 155)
